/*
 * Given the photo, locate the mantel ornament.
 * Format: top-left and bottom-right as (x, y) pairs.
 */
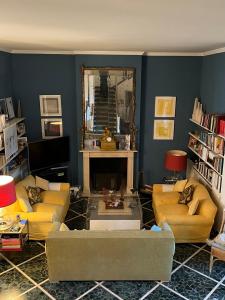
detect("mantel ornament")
(100, 127), (116, 151)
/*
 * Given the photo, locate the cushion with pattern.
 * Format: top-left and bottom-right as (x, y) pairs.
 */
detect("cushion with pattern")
(178, 185), (195, 204)
(26, 186), (43, 206)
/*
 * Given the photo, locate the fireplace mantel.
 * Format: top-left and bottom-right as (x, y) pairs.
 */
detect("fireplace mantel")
(80, 150), (137, 196)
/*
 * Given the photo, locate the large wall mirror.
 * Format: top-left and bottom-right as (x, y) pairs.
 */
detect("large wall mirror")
(81, 67), (136, 150)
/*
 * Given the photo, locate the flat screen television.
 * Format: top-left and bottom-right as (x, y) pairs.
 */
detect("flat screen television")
(28, 136), (70, 171)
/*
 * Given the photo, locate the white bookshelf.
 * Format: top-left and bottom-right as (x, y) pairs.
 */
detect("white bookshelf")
(189, 119), (225, 230)
(0, 118), (29, 181)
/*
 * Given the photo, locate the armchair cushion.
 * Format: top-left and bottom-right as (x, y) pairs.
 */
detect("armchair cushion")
(178, 185), (195, 204)
(32, 203), (64, 222)
(188, 198), (200, 216)
(173, 179), (188, 192)
(41, 190), (69, 206)
(26, 186), (43, 205)
(36, 176), (49, 190)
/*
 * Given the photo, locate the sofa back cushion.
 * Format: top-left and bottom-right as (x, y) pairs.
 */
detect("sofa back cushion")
(190, 184), (217, 220)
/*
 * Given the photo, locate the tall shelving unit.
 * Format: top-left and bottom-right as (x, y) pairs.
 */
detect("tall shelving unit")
(188, 118), (225, 229)
(0, 118), (29, 182)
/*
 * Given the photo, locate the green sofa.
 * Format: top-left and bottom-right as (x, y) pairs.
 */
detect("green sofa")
(46, 225), (175, 281)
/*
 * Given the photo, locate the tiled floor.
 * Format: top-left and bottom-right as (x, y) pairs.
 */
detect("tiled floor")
(0, 194), (225, 300)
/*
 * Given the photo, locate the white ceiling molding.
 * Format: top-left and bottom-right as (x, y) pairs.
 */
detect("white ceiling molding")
(11, 50), (74, 55)
(144, 51), (203, 56)
(5, 47), (225, 57)
(203, 47), (225, 56)
(11, 50), (144, 56)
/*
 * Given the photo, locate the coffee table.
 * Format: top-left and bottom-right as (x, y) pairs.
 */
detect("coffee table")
(86, 195), (142, 230)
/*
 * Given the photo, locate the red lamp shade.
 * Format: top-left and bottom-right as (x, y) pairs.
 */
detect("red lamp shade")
(165, 150), (187, 172)
(0, 176), (16, 208)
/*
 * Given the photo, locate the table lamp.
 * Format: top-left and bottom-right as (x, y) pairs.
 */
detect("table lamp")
(0, 175), (16, 230)
(164, 150), (187, 182)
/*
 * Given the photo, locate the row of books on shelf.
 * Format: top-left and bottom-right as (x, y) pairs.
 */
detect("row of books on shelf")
(189, 137), (223, 174)
(197, 162), (222, 192)
(199, 132), (224, 155)
(0, 236), (21, 249)
(201, 114), (225, 135)
(191, 98), (225, 135)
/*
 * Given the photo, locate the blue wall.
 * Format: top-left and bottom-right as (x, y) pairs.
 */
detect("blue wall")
(201, 53), (225, 112)
(0, 51), (12, 98)
(141, 56), (202, 183)
(11, 54), (77, 183)
(0, 52), (205, 185)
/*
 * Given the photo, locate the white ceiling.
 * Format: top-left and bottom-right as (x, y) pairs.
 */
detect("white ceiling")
(0, 0), (225, 53)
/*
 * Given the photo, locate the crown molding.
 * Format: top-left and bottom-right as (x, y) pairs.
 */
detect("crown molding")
(11, 50), (74, 54)
(6, 47), (225, 56)
(203, 47), (225, 56)
(144, 51), (203, 56)
(11, 50), (144, 56)
(0, 47), (12, 53)
(73, 50), (144, 55)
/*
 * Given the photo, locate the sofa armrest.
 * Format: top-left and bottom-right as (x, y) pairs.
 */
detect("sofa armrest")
(153, 184), (175, 193)
(161, 215), (213, 226)
(49, 182), (70, 192)
(9, 212), (56, 223)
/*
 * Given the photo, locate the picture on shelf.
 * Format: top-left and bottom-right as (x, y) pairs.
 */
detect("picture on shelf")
(155, 96), (176, 118)
(39, 95), (62, 116)
(41, 118), (63, 139)
(5, 97), (15, 119)
(0, 98), (8, 120)
(4, 124), (18, 160)
(153, 120), (174, 140)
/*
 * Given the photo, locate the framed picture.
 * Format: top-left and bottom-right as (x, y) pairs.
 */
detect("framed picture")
(3, 124), (18, 160)
(41, 118), (63, 139)
(0, 98), (8, 119)
(39, 95), (62, 116)
(5, 97), (15, 119)
(155, 96), (176, 117)
(153, 120), (174, 140)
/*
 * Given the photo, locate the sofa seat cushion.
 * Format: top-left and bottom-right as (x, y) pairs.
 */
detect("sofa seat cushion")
(41, 191), (69, 206)
(32, 203), (64, 222)
(153, 192), (180, 207)
(157, 204), (189, 221)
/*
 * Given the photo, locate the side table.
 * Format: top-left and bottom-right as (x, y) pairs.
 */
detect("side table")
(0, 219), (29, 251)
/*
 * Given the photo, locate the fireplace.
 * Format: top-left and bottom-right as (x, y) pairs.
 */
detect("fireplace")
(90, 158), (127, 192)
(81, 150), (136, 195)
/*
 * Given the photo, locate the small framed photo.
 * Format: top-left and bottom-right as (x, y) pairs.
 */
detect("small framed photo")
(0, 98), (8, 119)
(39, 95), (62, 116)
(153, 120), (174, 140)
(155, 96), (176, 117)
(41, 118), (63, 139)
(5, 97), (15, 119)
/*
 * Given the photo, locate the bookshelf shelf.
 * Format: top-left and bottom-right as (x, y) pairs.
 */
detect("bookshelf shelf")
(188, 146), (222, 176)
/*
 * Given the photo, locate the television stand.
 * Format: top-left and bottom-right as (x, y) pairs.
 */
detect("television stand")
(32, 164), (69, 183)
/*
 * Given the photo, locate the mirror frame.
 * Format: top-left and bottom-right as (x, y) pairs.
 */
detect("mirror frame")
(81, 66), (136, 150)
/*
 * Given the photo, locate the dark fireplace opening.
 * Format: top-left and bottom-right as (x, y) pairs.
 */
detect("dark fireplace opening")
(90, 158), (127, 192)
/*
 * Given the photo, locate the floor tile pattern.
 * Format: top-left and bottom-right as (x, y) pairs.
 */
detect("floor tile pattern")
(0, 193), (225, 300)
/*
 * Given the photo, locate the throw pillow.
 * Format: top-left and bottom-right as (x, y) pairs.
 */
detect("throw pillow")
(173, 179), (188, 192)
(178, 185), (195, 204)
(35, 176), (49, 191)
(188, 198), (200, 215)
(59, 223), (70, 231)
(26, 186), (42, 206)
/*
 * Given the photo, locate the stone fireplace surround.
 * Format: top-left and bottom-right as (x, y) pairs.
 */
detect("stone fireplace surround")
(80, 150), (137, 196)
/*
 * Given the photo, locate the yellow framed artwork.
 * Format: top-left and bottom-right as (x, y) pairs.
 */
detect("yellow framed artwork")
(153, 120), (174, 140)
(155, 96), (176, 117)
